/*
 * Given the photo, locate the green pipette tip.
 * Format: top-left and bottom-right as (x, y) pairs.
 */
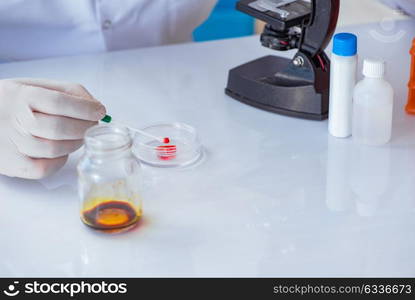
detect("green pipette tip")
(101, 114), (112, 123)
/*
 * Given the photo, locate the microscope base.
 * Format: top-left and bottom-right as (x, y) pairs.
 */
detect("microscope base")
(225, 55), (329, 121)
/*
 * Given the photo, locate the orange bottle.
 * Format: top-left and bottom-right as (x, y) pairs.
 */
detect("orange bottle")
(406, 38), (415, 114)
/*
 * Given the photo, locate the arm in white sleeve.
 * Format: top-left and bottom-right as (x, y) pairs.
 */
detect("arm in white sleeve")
(380, 0), (415, 16)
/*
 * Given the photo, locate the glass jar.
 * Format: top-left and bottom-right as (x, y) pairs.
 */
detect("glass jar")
(77, 124), (143, 232)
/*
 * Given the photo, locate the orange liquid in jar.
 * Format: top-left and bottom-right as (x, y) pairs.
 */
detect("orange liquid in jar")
(81, 199), (142, 232)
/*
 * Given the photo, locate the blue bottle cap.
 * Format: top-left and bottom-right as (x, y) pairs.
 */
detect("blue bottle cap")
(333, 33), (357, 56)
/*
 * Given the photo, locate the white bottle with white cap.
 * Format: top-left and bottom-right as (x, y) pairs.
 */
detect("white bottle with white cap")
(352, 59), (394, 146)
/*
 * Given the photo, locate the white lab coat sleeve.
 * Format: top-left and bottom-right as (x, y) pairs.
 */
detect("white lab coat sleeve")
(380, 0), (415, 16)
(0, 0), (219, 62)
(166, 0), (218, 44)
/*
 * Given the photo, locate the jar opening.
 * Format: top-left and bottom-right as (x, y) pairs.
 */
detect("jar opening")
(84, 124), (132, 153)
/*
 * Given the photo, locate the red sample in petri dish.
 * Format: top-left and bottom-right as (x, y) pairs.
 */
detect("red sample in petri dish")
(156, 145), (177, 161)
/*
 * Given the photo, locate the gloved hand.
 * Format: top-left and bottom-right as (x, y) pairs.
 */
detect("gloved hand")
(0, 78), (106, 179)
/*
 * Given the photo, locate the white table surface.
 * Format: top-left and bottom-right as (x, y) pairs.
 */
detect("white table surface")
(1, 20), (415, 278)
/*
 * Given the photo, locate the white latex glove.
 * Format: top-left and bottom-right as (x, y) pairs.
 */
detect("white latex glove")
(0, 78), (106, 179)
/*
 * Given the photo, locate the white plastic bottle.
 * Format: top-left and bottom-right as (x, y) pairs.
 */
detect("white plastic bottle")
(329, 33), (358, 138)
(352, 59), (394, 146)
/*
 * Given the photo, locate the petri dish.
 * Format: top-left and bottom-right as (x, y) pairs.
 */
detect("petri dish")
(134, 122), (203, 168)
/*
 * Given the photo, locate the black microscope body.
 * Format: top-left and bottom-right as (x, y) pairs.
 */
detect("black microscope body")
(225, 0), (340, 120)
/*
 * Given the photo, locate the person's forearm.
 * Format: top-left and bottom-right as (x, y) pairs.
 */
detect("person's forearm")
(381, 0), (415, 16)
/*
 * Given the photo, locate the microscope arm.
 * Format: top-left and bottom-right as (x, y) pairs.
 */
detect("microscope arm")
(300, 0), (340, 57)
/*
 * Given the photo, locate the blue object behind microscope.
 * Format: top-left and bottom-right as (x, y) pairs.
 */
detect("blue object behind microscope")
(193, 0), (255, 42)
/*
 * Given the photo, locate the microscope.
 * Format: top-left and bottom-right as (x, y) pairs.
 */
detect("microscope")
(225, 0), (340, 120)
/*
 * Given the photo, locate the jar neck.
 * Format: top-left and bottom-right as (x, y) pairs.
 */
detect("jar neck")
(84, 124), (133, 160)
(85, 145), (133, 161)
(363, 76), (384, 82)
